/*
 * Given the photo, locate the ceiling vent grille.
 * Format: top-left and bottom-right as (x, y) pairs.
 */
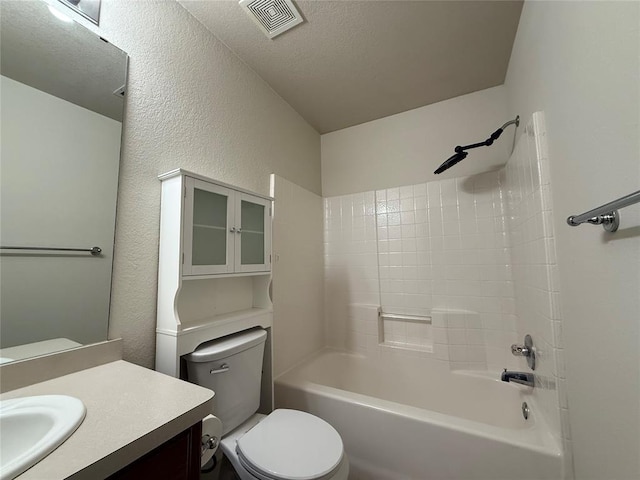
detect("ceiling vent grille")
(239, 0), (303, 39)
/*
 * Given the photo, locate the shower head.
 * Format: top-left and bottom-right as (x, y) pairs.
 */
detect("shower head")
(434, 150), (468, 174)
(434, 116), (519, 174)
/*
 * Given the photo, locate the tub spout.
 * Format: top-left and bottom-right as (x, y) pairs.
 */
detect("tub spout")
(501, 369), (534, 387)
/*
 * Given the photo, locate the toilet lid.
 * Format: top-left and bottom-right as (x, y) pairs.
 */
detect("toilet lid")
(236, 409), (344, 480)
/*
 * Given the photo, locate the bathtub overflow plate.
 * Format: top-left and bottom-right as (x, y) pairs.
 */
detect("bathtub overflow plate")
(522, 402), (530, 420)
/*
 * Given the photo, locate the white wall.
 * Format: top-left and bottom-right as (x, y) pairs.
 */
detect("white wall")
(321, 86), (509, 197)
(0, 76), (121, 347)
(271, 176), (325, 377)
(52, 0), (322, 367)
(505, 2), (640, 479)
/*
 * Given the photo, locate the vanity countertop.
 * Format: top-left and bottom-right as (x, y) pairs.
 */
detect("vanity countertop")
(0, 360), (214, 479)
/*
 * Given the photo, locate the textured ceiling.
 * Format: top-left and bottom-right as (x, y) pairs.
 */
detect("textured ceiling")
(179, 0), (523, 133)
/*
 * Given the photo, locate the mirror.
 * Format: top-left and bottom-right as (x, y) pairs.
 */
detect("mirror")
(0, 0), (128, 363)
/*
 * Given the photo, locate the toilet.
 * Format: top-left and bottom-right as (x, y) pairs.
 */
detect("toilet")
(184, 328), (349, 480)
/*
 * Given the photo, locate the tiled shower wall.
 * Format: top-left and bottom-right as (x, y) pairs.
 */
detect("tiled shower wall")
(323, 111), (569, 475)
(376, 173), (518, 369)
(324, 192), (379, 350)
(503, 112), (570, 476)
(324, 172), (521, 371)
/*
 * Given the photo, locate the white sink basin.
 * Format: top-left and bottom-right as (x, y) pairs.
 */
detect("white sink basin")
(0, 395), (86, 480)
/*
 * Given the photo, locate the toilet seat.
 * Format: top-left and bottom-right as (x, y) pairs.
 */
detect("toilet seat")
(236, 409), (344, 480)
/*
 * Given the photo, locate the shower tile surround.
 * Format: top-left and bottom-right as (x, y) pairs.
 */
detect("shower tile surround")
(503, 112), (571, 477)
(323, 112), (569, 469)
(324, 171), (519, 371)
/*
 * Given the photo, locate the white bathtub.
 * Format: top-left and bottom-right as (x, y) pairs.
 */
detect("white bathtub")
(275, 350), (562, 480)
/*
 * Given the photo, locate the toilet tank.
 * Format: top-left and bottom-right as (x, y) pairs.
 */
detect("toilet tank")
(184, 328), (267, 435)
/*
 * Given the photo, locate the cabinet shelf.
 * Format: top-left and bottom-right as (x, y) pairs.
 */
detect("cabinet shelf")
(182, 270), (271, 281)
(193, 224), (226, 230)
(192, 226), (263, 235)
(175, 307), (273, 335)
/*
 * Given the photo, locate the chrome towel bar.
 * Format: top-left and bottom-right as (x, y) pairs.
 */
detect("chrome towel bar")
(379, 312), (432, 324)
(0, 246), (102, 255)
(567, 189), (640, 232)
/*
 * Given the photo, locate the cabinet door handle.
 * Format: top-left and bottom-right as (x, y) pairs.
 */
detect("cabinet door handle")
(236, 228), (242, 234)
(229, 227), (236, 233)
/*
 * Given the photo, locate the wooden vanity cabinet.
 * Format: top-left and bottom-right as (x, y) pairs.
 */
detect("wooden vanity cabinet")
(107, 422), (202, 480)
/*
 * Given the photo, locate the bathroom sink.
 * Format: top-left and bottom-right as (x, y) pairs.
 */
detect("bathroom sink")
(0, 395), (86, 480)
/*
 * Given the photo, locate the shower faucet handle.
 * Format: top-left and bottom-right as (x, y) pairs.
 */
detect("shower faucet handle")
(510, 334), (536, 370)
(511, 344), (531, 356)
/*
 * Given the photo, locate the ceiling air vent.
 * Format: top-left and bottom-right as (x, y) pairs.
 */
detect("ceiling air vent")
(239, 0), (304, 39)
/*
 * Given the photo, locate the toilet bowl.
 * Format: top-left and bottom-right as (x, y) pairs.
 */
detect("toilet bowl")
(220, 411), (349, 480)
(184, 328), (349, 480)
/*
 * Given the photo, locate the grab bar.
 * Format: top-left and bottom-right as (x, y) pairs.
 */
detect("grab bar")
(567, 189), (640, 232)
(0, 245), (102, 256)
(379, 312), (432, 324)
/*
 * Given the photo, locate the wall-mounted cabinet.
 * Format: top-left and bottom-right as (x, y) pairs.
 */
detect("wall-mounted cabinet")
(183, 178), (271, 276)
(155, 169), (273, 381)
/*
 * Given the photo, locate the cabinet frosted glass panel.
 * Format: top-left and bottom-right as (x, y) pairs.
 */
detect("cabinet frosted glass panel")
(234, 193), (271, 273)
(181, 174), (270, 276)
(192, 188), (228, 266)
(240, 200), (265, 265)
(183, 178), (235, 275)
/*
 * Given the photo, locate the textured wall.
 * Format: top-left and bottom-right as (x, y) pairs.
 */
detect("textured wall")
(58, 0), (321, 367)
(505, 2), (640, 478)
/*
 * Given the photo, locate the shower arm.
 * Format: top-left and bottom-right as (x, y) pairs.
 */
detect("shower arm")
(453, 116), (520, 154)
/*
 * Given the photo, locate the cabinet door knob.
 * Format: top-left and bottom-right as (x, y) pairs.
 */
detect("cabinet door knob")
(236, 228), (242, 234)
(229, 227), (236, 233)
